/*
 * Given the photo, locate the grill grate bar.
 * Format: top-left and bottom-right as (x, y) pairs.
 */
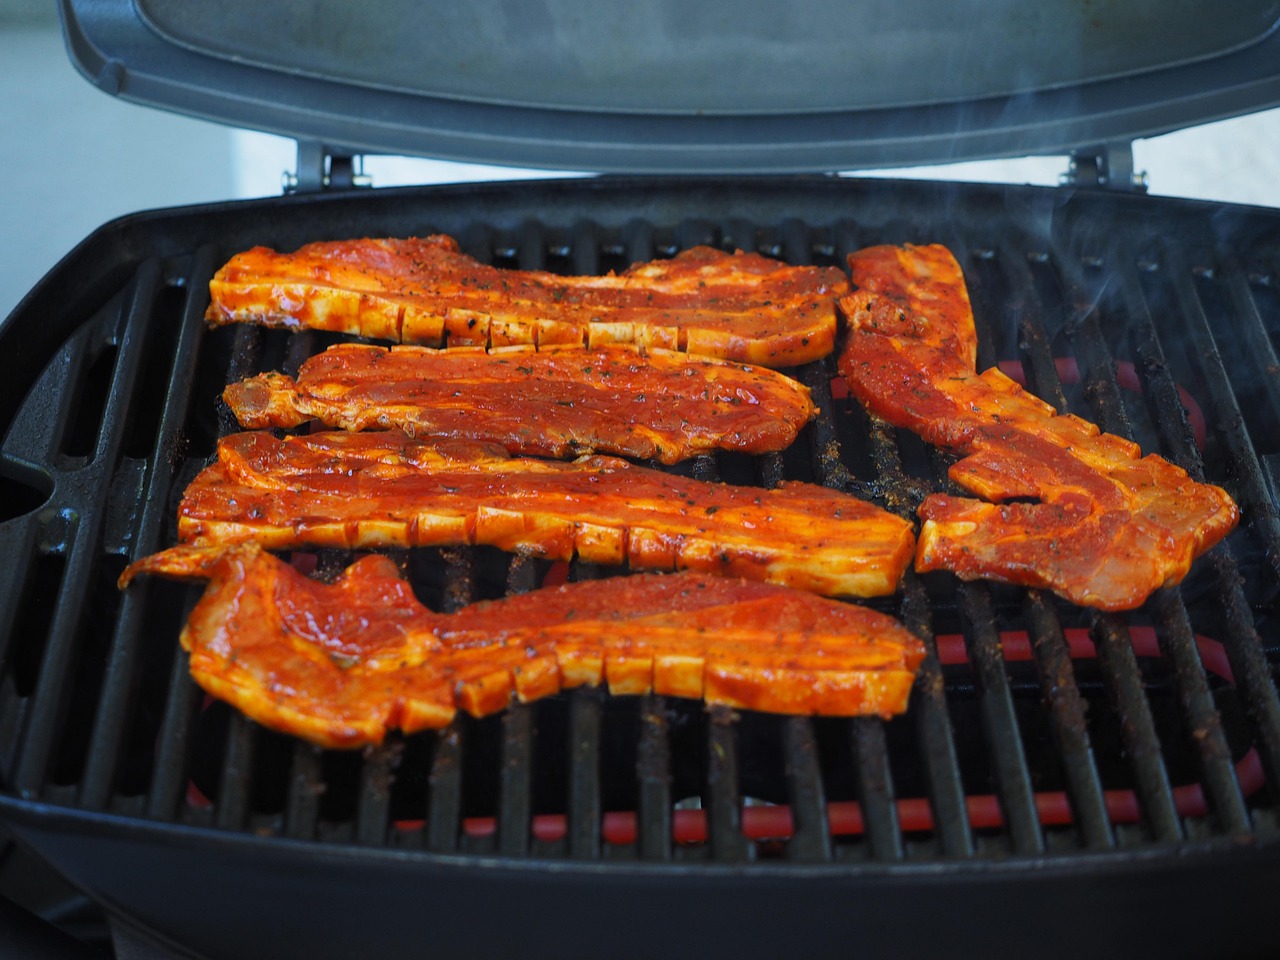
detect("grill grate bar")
(799, 361), (853, 489)
(85, 260), (166, 465)
(953, 246), (1002, 372)
(356, 749), (396, 846)
(1116, 258), (1202, 472)
(506, 556), (539, 597)
(635, 695), (672, 861)
(425, 722), (464, 854)
(900, 576), (972, 856)
(566, 688), (603, 859)
(1023, 592), (1115, 849)
(1149, 591), (1251, 832)
(722, 217), (758, 256)
(957, 585), (1045, 855)
(706, 711), (752, 862)
(779, 218), (814, 270)
(570, 219), (601, 275)
(0, 525), (39, 722)
(1064, 289), (1135, 436)
(1002, 240), (1068, 410)
(622, 219), (657, 268)
(782, 717), (832, 862)
(1091, 615), (1183, 842)
(1206, 549), (1280, 796)
(496, 705), (534, 857)
(283, 744), (323, 840)
(15, 260), (165, 797)
(756, 450), (786, 490)
(219, 326), (264, 436)
(675, 219), (717, 253)
(144, 647), (201, 821)
(516, 221), (547, 271)
(80, 247), (218, 810)
(213, 713), (256, 832)
(437, 546), (483, 851)
(849, 717), (903, 860)
(281, 329), (319, 378)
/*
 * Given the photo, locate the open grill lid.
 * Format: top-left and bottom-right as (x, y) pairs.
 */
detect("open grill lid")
(60, 0), (1280, 174)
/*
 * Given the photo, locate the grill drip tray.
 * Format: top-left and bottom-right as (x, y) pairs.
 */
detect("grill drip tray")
(0, 178), (1277, 959)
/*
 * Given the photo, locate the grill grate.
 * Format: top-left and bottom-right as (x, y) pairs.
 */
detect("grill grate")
(2, 184), (1279, 883)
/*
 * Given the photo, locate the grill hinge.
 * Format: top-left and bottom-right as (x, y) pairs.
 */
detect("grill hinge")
(283, 142), (374, 194)
(1061, 142), (1149, 192)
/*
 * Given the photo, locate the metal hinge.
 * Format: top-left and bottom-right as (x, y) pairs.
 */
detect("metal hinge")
(283, 142), (374, 194)
(1061, 142), (1149, 192)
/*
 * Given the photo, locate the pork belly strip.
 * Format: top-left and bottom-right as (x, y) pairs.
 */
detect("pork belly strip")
(224, 343), (816, 464)
(119, 544), (926, 748)
(837, 244), (1239, 611)
(205, 235), (846, 367)
(177, 431), (916, 599)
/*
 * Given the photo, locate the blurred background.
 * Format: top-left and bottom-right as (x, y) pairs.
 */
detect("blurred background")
(4, 0), (1280, 320)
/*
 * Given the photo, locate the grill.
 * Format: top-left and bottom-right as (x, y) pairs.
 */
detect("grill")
(0, 177), (1278, 958)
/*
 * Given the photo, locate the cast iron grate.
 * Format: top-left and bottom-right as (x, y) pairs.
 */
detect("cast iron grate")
(1, 188), (1279, 875)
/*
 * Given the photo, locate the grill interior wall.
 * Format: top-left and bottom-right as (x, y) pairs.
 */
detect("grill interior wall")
(1, 187), (1278, 867)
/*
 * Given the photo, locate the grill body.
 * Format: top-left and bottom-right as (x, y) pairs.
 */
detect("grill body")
(0, 176), (1278, 958)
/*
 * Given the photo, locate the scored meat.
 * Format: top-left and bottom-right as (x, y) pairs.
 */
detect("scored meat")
(206, 235), (847, 367)
(177, 431), (916, 599)
(224, 343), (816, 464)
(119, 544), (927, 748)
(837, 243), (1239, 611)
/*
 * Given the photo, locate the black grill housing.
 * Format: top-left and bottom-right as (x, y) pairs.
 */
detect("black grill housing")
(0, 176), (1277, 959)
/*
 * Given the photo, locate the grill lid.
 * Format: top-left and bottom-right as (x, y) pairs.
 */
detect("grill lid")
(60, 0), (1280, 173)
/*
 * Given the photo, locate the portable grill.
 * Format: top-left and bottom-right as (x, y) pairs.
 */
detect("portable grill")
(3, 3), (1280, 959)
